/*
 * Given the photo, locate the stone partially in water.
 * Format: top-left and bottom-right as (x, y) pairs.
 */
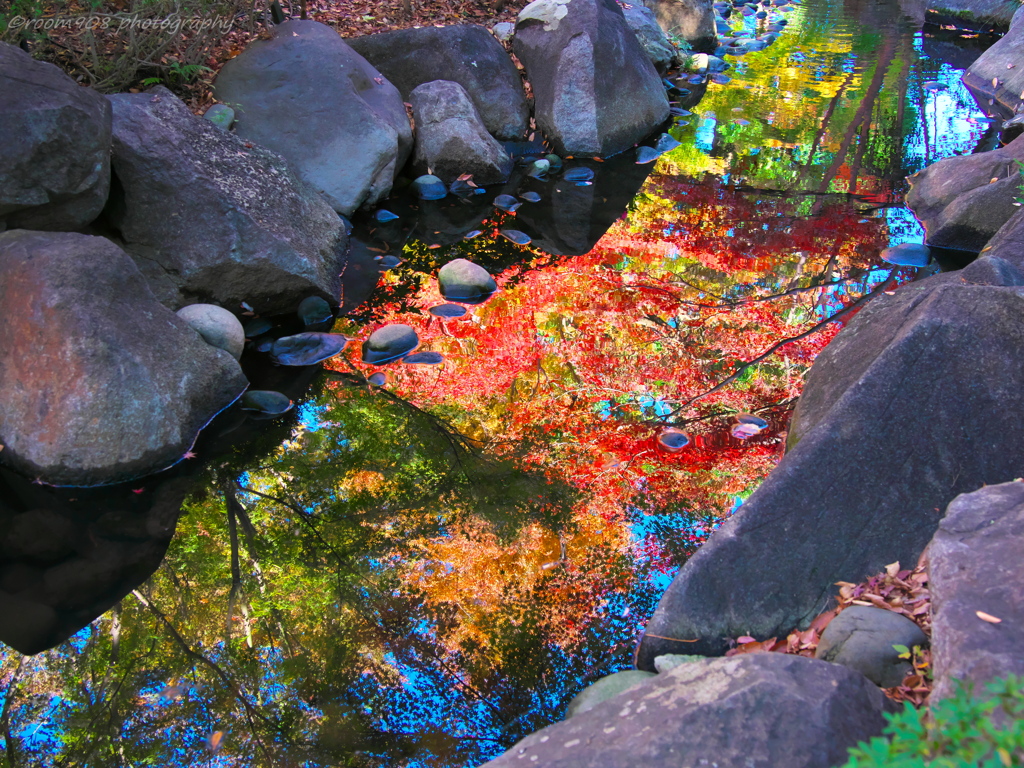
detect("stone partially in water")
(203, 103), (235, 130)
(362, 323), (420, 364)
(412, 174), (448, 200)
(657, 427), (690, 452)
(270, 332), (348, 366)
(494, 194), (522, 212)
(637, 146), (661, 164)
(374, 208), (400, 222)
(368, 372), (387, 386)
(880, 242), (931, 267)
(520, 191), (542, 202)
(564, 166), (595, 182)
(500, 229), (532, 246)
(297, 295), (333, 326)
(403, 351), (445, 364)
(438, 258), (498, 303)
(430, 303), (468, 318)
(176, 303), (245, 360)
(240, 390), (294, 415)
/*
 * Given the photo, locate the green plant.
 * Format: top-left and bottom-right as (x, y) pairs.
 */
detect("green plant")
(843, 674), (1024, 767)
(1015, 159), (1024, 207)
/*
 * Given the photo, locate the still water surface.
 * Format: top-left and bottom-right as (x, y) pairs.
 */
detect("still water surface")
(0, 0), (994, 764)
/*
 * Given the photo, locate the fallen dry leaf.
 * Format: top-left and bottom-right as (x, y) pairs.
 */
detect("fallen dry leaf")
(976, 610), (1002, 624)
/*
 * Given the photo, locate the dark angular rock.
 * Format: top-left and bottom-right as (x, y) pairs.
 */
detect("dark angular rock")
(642, 0), (718, 53)
(815, 605), (928, 687)
(636, 278), (1024, 664)
(482, 654), (888, 768)
(348, 24), (529, 141)
(105, 86), (348, 314)
(919, 172), (1020, 252)
(928, 481), (1024, 701)
(214, 20), (413, 215)
(409, 80), (513, 185)
(961, 16), (1024, 112)
(0, 43), (111, 231)
(960, 254), (1024, 285)
(622, 4), (679, 72)
(513, 0), (670, 157)
(905, 133), (1024, 226)
(0, 230), (247, 487)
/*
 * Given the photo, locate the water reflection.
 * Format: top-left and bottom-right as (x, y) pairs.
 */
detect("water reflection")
(0, 0), (993, 764)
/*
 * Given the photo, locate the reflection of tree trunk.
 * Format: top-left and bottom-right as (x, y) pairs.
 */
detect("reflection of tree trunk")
(847, 116), (873, 194)
(131, 589), (278, 764)
(225, 483), (242, 646)
(1, 657), (23, 767)
(793, 70), (857, 189)
(816, 37), (898, 195)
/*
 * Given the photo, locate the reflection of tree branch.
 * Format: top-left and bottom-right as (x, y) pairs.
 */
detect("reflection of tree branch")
(661, 270), (897, 420)
(130, 590), (279, 764)
(633, 270), (872, 310)
(224, 481), (243, 647)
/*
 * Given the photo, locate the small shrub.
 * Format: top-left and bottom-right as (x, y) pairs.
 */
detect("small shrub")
(843, 674), (1024, 768)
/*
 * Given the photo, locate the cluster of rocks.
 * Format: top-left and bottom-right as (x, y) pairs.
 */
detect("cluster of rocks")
(0, 0), (715, 488)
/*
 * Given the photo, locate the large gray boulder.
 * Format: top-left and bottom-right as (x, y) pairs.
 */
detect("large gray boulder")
(963, 21), (1024, 112)
(513, 0), (670, 157)
(905, 133), (1024, 251)
(0, 43), (111, 231)
(409, 81), (513, 185)
(105, 86), (348, 314)
(482, 654), (888, 768)
(641, 0), (717, 53)
(348, 24), (529, 141)
(214, 20), (412, 215)
(928, 482), (1024, 701)
(636, 275), (1024, 665)
(0, 230), (248, 487)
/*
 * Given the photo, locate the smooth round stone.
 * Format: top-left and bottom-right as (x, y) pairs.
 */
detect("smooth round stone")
(736, 413), (769, 429)
(566, 670), (657, 718)
(492, 21), (515, 40)
(411, 174), (447, 201)
(438, 259), (497, 304)
(815, 605), (928, 687)
(203, 104), (235, 131)
(176, 303), (245, 360)
(430, 303), (468, 318)
(403, 351), (444, 365)
(368, 372), (386, 386)
(240, 390), (293, 415)
(880, 242), (931, 267)
(362, 323), (419, 364)
(297, 296), (333, 325)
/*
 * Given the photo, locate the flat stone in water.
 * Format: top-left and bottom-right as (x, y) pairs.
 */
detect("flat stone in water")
(654, 133), (682, 154)
(500, 229), (532, 246)
(271, 332), (348, 366)
(240, 390), (293, 415)
(412, 174), (447, 201)
(403, 351), (444, 365)
(362, 323), (419, 364)
(464, 230), (483, 239)
(374, 209), (400, 222)
(880, 242), (931, 267)
(637, 146), (661, 164)
(438, 258), (498, 303)
(520, 191), (542, 202)
(430, 303), (468, 318)
(563, 167), (595, 182)
(528, 159), (550, 178)
(368, 372), (386, 386)
(379, 255), (402, 268)
(494, 194), (522, 212)
(736, 413), (769, 429)
(297, 295), (333, 325)
(711, 73), (731, 84)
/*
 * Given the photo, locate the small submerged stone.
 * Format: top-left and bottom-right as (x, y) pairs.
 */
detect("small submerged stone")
(412, 174), (447, 200)
(545, 154), (563, 173)
(271, 332), (349, 366)
(438, 258), (498, 303)
(880, 242), (931, 267)
(374, 208), (400, 222)
(636, 146), (661, 164)
(403, 351), (445, 365)
(430, 303), (468, 318)
(500, 229), (532, 246)
(528, 159), (551, 178)
(464, 229), (483, 240)
(563, 167), (595, 183)
(368, 372), (387, 386)
(520, 191), (542, 203)
(655, 133), (682, 154)
(657, 427), (690, 453)
(379, 255), (403, 268)
(731, 413), (768, 439)
(240, 389), (293, 415)
(297, 295), (333, 326)
(362, 323), (419, 364)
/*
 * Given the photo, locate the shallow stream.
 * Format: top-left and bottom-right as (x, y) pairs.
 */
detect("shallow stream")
(0, 0), (998, 764)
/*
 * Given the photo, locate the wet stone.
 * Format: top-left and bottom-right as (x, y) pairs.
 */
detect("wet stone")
(438, 258), (498, 303)
(363, 324), (420, 364)
(176, 303), (246, 360)
(270, 333), (348, 366)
